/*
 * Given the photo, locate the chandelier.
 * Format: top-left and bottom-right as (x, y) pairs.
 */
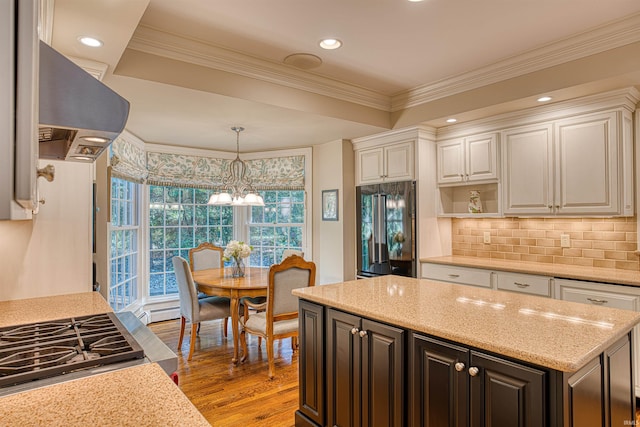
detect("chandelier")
(208, 127), (265, 206)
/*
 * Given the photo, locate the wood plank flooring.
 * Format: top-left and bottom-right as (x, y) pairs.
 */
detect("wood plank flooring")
(148, 318), (298, 427)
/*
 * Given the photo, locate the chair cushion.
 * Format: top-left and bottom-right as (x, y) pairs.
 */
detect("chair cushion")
(241, 312), (298, 336)
(199, 297), (231, 320)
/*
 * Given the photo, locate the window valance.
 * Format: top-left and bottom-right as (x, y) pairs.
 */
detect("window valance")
(109, 134), (148, 183)
(145, 151), (305, 190)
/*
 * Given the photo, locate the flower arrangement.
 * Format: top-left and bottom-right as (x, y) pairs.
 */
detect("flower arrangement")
(223, 240), (252, 262)
(392, 231), (405, 243)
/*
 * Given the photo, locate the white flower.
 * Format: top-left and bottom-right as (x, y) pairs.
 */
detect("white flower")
(223, 240), (252, 261)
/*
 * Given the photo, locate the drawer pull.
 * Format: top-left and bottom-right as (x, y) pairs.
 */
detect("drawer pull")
(587, 298), (608, 305)
(448, 274), (460, 278)
(514, 282), (530, 288)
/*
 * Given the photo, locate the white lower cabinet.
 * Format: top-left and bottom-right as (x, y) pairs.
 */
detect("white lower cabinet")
(421, 263), (492, 288)
(495, 271), (552, 297)
(554, 278), (640, 397)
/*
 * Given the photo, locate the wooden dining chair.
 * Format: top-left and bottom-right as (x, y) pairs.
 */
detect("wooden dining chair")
(188, 242), (230, 337)
(239, 254), (316, 379)
(173, 256), (232, 361)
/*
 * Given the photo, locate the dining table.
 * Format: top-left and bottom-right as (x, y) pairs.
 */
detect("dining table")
(192, 266), (269, 363)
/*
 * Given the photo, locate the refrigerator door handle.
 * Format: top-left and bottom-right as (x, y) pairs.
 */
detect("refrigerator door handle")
(377, 194), (383, 264)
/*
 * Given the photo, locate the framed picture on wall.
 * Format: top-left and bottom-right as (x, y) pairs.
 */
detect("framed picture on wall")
(322, 189), (339, 221)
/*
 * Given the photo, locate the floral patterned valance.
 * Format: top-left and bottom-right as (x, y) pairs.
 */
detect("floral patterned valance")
(145, 151), (305, 190)
(109, 135), (148, 183)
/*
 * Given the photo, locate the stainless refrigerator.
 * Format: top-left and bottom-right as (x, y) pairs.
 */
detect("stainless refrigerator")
(356, 180), (416, 278)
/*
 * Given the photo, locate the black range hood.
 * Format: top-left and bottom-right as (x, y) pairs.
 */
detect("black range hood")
(38, 41), (130, 162)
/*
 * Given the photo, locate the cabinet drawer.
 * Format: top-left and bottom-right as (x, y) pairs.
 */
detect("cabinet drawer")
(496, 272), (551, 297)
(422, 263), (492, 288)
(559, 286), (638, 311)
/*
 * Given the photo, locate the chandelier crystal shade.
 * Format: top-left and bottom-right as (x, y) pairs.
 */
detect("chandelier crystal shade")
(208, 127), (265, 206)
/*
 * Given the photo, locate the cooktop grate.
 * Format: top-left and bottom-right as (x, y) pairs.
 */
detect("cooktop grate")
(0, 313), (144, 388)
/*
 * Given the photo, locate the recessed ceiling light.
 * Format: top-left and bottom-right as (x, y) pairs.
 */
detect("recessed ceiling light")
(446, 118), (457, 123)
(319, 38), (342, 50)
(537, 96), (552, 102)
(78, 36), (103, 47)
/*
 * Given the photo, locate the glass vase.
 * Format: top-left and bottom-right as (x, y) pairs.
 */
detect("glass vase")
(231, 257), (245, 278)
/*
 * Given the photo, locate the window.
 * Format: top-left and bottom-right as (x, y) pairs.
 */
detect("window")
(109, 178), (139, 311)
(148, 186), (234, 297)
(248, 190), (305, 267)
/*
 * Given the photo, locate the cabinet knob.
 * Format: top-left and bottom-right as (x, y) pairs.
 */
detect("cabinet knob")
(350, 327), (359, 335)
(454, 362), (465, 372)
(468, 367), (480, 377)
(359, 330), (368, 338)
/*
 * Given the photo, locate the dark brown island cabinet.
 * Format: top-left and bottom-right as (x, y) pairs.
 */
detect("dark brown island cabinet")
(295, 299), (636, 427)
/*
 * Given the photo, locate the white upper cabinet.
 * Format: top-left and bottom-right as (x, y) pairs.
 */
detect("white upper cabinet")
(503, 110), (629, 216)
(436, 133), (498, 185)
(356, 141), (414, 185)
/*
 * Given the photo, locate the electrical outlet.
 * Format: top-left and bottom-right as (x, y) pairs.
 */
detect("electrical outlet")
(560, 234), (570, 248)
(483, 231), (491, 244)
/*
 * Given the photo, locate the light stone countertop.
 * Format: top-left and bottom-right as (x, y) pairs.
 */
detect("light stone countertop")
(0, 291), (113, 327)
(0, 363), (210, 427)
(421, 255), (640, 286)
(293, 276), (640, 372)
(0, 292), (208, 426)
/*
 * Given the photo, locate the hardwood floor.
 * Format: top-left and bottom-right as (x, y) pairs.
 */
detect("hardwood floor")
(148, 318), (298, 427)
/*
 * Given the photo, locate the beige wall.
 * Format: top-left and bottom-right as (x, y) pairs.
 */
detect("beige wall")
(312, 139), (356, 284)
(452, 217), (639, 270)
(0, 160), (93, 301)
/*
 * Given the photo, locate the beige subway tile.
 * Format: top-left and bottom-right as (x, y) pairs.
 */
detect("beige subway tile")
(592, 241), (616, 250)
(553, 256), (574, 265)
(528, 230), (546, 238)
(492, 237), (507, 245)
(463, 235), (476, 243)
(582, 218), (605, 223)
(490, 252), (506, 259)
(453, 242), (471, 250)
(615, 260), (640, 271)
(626, 232), (637, 243)
(529, 247), (546, 255)
(536, 255), (554, 263)
(512, 230), (529, 238)
(573, 257), (594, 267)
(469, 229), (483, 236)
(477, 221), (492, 229)
(571, 222), (593, 231)
(572, 240), (592, 249)
(545, 247), (564, 256)
(497, 245), (513, 252)
(583, 231), (605, 240)
(475, 250), (491, 258)
(562, 248), (583, 257)
(505, 238), (520, 245)
(593, 259), (616, 268)
(462, 250), (477, 257)
(616, 242), (637, 251)
(536, 222), (554, 230)
(513, 245), (529, 254)
(568, 231), (583, 240)
(614, 222), (636, 232)
(583, 249), (605, 259)
(520, 254), (538, 262)
(453, 235), (466, 243)
(504, 253), (522, 261)
(520, 238), (537, 246)
(545, 230), (563, 239)
(452, 249), (466, 256)
(536, 238), (557, 247)
(503, 221), (520, 229)
(604, 232), (628, 242)
(470, 243), (486, 250)
(592, 222), (614, 231)
(498, 229), (513, 237)
(627, 252), (639, 261)
(604, 251), (626, 260)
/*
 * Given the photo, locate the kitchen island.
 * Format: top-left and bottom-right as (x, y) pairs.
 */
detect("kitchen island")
(0, 292), (209, 426)
(293, 276), (640, 426)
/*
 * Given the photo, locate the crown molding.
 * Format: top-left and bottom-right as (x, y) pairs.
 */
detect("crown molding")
(392, 12), (640, 112)
(351, 124), (435, 150)
(128, 25), (391, 111)
(436, 87), (640, 140)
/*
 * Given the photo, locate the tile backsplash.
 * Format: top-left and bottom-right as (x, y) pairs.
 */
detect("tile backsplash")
(452, 217), (639, 271)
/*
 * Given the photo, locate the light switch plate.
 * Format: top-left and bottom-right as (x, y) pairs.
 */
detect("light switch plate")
(560, 234), (570, 247)
(483, 231), (491, 244)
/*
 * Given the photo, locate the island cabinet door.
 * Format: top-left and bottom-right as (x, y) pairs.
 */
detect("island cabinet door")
(327, 309), (362, 427)
(410, 334), (469, 427)
(326, 309), (405, 427)
(297, 300), (325, 427)
(469, 351), (546, 427)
